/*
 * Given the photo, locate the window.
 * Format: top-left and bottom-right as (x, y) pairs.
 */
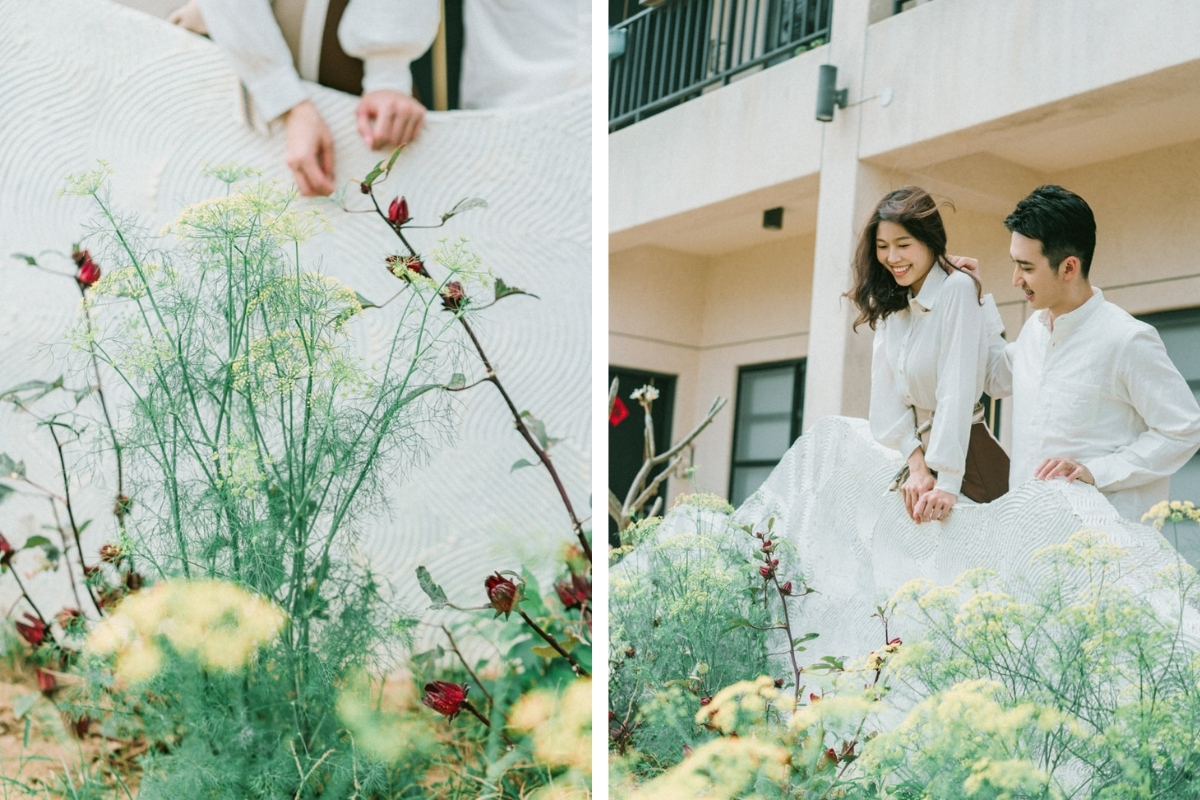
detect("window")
(1138, 307), (1200, 565)
(729, 359), (805, 507)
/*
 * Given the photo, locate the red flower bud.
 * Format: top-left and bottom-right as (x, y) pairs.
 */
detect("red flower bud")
(554, 572), (591, 609)
(682, 744), (694, 757)
(0, 534), (13, 564)
(72, 248), (88, 267)
(99, 543), (124, 564)
(625, 647), (636, 659)
(771, 559), (779, 567)
(124, 571), (145, 591)
(15, 613), (47, 647)
(76, 254), (101, 289)
(762, 540), (773, 550)
(387, 196), (411, 225)
(485, 572), (518, 617)
(422, 680), (468, 719)
(823, 747), (838, 767)
(35, 667), (56, 694)
(780, 581), (793, 595)
(887, 636), (902, 646)
(360, 181), (371, 195)
(759, 565), (773, 578)
(700, 696), (712, 706)
(55, 607), (82, 629)
(810, 693), (821, 703)
(82, 565), (100, 578)
(113, 494), (133, 522)
(773, 677), (785, 689)
(385, 254), (428, 281)
(441, 281), (466, 311)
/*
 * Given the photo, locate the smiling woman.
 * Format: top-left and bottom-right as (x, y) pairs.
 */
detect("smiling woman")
(847, 186), (1009, 521)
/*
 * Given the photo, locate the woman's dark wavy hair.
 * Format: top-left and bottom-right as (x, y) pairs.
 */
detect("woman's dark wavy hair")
(847, 186), (979, 331)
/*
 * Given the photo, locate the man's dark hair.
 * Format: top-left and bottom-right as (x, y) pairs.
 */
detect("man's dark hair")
(1004, 185), (1096, 278)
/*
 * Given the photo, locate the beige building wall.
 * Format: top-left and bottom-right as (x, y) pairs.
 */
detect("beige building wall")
(611, 235), (815, 507)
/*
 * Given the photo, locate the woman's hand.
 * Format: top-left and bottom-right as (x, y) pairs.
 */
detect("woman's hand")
(902, 449), (936, 522)
(913, 488), (958, 523)
(284, 101), (336, 197)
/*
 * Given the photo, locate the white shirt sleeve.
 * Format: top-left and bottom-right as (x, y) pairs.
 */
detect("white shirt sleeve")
(198, 0), (309, 123)
(870, 322), (922, 463)
(1083, 326), (1200, 492)
(981, 294), (1013, 399)
(339, 0), (441, 97)
(924, 279), (984, 497)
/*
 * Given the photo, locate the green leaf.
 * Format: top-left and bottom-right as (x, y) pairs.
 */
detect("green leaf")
(511, 458), (536, 472)
(11, 253), (38, 266)
(0, 484), (12, 505)
(493, 277), (539, 303)
(723, 616), (756, 633)
(531, 638), (575, 659)
(22, 536), (51, 549)
(354, 292), (377, 309)
(13, 693), (38, 720)
(520, 411), (560, 450)
(0, 454), (26, 479)
(0, 378), (63, 404)
(440, 197), (488, 223)
(446, 373), (466, 390)
(416, 566), (448, 610)
(397, 383), (441, 406)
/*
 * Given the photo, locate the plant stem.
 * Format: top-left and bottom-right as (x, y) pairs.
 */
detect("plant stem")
(459, 318), (591, 562)
(517, 609), (589, 677)
(442, 625), (495, 710)
(47, 423), (103, 616)
(461, 699), (516, 747)
(79, 289), (124, 518)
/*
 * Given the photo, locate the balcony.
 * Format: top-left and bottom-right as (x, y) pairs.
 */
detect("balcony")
(609, 0), (833, 131)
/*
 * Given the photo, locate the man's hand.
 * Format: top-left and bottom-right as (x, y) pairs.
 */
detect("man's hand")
(902, 449), (936, 522)
(356, 90), (425, 151)
(913, 488), (958, 523)
(284, 100), (336, 197)
(946, 254), (980, 280)
(1035, 457), (1095, 485)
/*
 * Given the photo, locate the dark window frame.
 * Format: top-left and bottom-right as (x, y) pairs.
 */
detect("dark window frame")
(728, 358), (806, 504)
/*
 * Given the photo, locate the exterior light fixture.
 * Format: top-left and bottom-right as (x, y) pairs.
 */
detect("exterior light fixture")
(763, 207), (784, 230)
(609, 28), (627, 60)
(815, 64), (847, 122)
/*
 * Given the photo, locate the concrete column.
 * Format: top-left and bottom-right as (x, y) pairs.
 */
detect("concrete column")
(802, 0), (890, 429)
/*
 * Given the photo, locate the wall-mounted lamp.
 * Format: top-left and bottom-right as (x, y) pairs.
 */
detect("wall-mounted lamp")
(609, 28), (627, 60)
(763, 207), (784, 230)
(815, 64), (848, 122)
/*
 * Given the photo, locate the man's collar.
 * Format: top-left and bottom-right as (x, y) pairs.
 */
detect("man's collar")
(1038, 286), (1104, 332)
(909, 263), (949, 312)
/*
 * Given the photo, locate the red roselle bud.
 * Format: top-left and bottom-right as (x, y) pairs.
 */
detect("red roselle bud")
(0, 534), (13, 563)
(124, 571), (145, 591)
(761, 539), (773, 551)
(99, 543), (124, 564)
(113, 494), (133, 522)
(887, 637), (902, 646)
(441, 281), (466, 311)
(554, 572), (591, 609)
(360, 181), (371, 195)
(422, 680), (468, 719)
(485, 572), (518, 617)
(682, 744), (694, 758)
(810, 693), (821, 703)
(774, 677), (785, 689)
(15, 613), (47, 647)
(780, 581), (793, 595)
(759, 565), (773, 578)
(75, 253), (101, 289)
(35, 667), (56, 694)
(56, 607), (82, 629)
(82, 565), (100, 579)
(699, 696), (712, 706)
(387, 196), (411, 225)
(385, 255), (428, 281)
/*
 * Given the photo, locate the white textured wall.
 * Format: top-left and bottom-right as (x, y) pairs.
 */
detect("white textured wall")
(0, 0), (590, 628)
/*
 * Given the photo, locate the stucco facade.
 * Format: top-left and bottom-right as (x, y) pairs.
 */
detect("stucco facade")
(611, 0), (1200, 509)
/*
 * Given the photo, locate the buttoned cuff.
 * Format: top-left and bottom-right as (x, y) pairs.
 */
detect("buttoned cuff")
(363, 54), (415, 97)
(246, 64), (310, 123)
(1083, 455), (1125, 491)
(934, 471), (963, 497)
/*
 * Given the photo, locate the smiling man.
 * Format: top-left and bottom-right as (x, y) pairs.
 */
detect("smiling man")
(988, 185), (1200, 521)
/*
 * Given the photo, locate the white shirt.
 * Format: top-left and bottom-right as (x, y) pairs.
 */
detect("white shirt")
(989, 288), (1200, 521)
(198, 0), (590, 122)
(870, 266), (1005, 496)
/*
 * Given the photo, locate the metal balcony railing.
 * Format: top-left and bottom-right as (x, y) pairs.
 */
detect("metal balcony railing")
(609, 0), (833, 131)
